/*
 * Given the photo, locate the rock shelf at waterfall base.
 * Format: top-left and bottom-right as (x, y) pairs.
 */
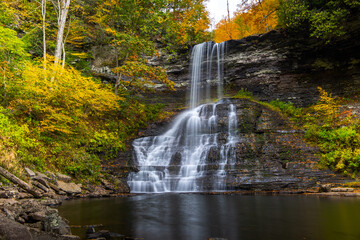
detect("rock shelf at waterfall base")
(128, 97), (351, 193)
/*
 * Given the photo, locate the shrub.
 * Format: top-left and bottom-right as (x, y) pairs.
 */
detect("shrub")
(269, 100), (302, 121)
(233, 89), (253, 98)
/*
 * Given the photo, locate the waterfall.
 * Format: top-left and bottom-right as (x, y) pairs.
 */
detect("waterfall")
(127, 42), (237, 193)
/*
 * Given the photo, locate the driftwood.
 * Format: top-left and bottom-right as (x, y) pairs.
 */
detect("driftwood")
(0, 166), (42, 198)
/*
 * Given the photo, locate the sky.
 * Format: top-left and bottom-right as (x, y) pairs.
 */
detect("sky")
(206, 0), (239, 29)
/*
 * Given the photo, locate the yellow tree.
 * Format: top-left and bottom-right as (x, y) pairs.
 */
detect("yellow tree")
(214, 0), (279, 42)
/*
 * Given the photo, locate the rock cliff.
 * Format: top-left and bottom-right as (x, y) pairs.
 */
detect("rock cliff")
(143, 29), (360, 107)
(129, 98), (347, 192)
(224, 30), (360, 106)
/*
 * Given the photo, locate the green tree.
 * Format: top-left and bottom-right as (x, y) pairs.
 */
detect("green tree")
(277, 0), (360, 42)
(0, 26), (28, 102)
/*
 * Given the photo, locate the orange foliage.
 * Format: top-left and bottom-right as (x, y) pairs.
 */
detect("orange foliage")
(214, 0), (279, 43)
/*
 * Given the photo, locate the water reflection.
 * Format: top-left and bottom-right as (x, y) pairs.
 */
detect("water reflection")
(57, 194), (360, 240)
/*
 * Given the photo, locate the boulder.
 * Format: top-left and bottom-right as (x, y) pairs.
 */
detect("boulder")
(330, 187), (355, 192)
(28, 211), (47, 222)
(56, 181), (81, 194)
(43, 209), (71, 235)
(0, 214), (33, 240)
(88, 186), (110, 198)
(319, 184), (332, 192)
(170, 152), (182, 166)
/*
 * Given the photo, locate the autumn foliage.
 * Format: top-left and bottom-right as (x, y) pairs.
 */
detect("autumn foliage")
(214, 0), (279, 43)
(10, 57), (121, 135)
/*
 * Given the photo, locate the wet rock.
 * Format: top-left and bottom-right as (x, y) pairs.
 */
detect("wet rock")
(0, 214), (33, 240)
(207, 146), (220, 164)
(88, 186), (110, 198)
(256, 110), (275, 132)
(331, 187), (355, 192)
(127, 98), (349, 192)
(60, 235), (81, 240)
(170, 152), (182, 166)
(87, 230), (111, 239)
(86, 226), (96, 234)
(87, 229), (124, 240)
(112, 179), (130, 193)
(56, 181), (81, 195)
(319, 184), (332, 192)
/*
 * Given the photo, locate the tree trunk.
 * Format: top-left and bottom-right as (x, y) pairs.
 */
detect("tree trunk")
(42, 0), (47, 65)
(0, 167), (42, 198)
(54, 0), (71, 65)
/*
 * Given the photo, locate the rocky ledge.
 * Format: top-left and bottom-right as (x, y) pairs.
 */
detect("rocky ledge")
(129, 98), (353, 192)
(209, 98), (350, 190)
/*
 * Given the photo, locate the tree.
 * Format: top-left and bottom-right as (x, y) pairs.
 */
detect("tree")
(10, 57), (121, 135)
(277, 0), (360, 42)
(0, 26), (28, 100)
(53, 0), (71, 65)
(41, 0), (47, 70)
(88, 0), (209, 94)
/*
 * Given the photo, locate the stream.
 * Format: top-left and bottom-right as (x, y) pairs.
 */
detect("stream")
(57, 194), (360, 240)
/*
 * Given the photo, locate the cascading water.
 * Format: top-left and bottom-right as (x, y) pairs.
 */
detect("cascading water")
(127, 42), (238, 193)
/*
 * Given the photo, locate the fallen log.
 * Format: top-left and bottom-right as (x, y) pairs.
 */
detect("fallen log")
(0, 167), (42, 198)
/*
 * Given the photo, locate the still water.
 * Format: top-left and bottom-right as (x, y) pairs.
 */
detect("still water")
(57, 194), (360, 240)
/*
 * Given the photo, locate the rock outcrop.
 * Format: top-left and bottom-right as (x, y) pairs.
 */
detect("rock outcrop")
(213, 98), (347, 190)
(0, 198), (78, 240)
(223, 30), (360, 106)
(129, 98), (348, 191)
(219, 98), (346, 190)
(141, 29), (360, 107)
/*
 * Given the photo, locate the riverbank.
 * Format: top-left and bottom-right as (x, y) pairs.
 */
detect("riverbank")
(0, 168), (133, 240)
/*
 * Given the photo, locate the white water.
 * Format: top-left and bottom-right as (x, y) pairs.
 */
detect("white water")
(128, 42), (238, 193)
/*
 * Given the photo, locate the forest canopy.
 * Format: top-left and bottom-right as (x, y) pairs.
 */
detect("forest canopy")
(0, 0), (211, 179)
(213, 0), (360, 43)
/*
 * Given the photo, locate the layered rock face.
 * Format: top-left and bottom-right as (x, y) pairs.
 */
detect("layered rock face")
(128, 98), (346, 192)
(146, 30), (360, 107)
(224, 30), (360, 106)
(218, 98), (344, 190)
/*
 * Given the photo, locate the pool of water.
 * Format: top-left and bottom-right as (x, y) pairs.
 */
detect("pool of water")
(57, 194), (360, 240)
